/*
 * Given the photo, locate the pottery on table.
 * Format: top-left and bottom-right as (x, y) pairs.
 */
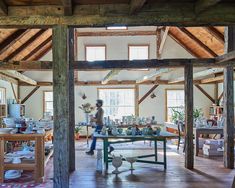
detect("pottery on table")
(0, 128), (13, 134)
(112, 155), (123, 174)
(4, 170), (21, 180)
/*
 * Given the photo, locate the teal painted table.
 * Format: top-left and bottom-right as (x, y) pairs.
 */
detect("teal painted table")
(94, 131), (178, 170)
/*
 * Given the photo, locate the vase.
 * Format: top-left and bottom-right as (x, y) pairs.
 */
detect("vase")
(112, 155), (123, 174)
(85, 113), (89, 125)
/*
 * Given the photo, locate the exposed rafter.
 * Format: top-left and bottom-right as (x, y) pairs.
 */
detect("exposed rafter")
(61, 0), (72, 16)
(158, 27), (170, 57)
(0, 29), (29, 55)
(179, 27), (218, 57)
(33, 42), (52, 61)
(0, 0), (7, 15)
(136, 68), (169, 84)
(0, 70), (37, 85)
(22, 36), (52, 61)
(21, 86), (40, 104)
(195, 0), (221, 14)
(102, 70), (120, 85)
(204, 26), (224, 44)
(4, 29), (47, 61)
(168, 29), (201, 58)
(169, 68), (223, 84)
(129, 0), (147, 14)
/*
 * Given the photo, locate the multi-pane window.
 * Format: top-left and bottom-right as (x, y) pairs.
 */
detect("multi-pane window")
(129, 45), (149, 60)
(85, 46), (106, 61)
(166, 89), (184, 122)
(98, 88), (135, 119)
(43, 91), (53, 116)
(0, 88), (6, 104)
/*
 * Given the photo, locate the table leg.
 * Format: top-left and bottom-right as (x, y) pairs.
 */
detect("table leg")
(163, 139), (167, 170)
(154, 140), (158, 161)
(103, 138), (109, 170)
(0, 139), (4, 183)
(195, 132), (199, 156)
(34, 137), (44, 183)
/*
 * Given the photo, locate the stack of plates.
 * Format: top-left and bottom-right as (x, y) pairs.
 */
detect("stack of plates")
(0, 128), (13, 134)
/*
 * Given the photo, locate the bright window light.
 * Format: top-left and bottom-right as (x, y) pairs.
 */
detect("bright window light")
(106, 26), (127, 30)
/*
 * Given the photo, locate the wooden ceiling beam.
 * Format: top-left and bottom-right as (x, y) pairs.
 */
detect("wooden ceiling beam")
(0, 0), (8, 15)
(129, 0), (147, 14)
(77, 30), (156, 37)
(195, 0), (221, 14)
(204, 26), (224, 44)
(179, 27), (218, 57)
(1, 3), (235, 27)
(101, 70), (120, 85)
(61, 0), (72, 16)
(136, 68), (169, 84)
(158, 27), (169, 57)
(0, 70), (37, 85)
(0, 73), (18, 85)
(168, 30), (201, 58)
(4, 29), (48, 61)
(215, 50), (235, 64)
(0, 29), (29, 55)
(22, 36), (52, 61)
(169, 68), (223, 84)
(33, 42), (52, 61)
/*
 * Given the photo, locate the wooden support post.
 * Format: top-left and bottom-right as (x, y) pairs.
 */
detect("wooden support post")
(68, 28), (75, 173)
(135, 85), (139, 116)
(21, 86), (40, 104)
(184, 64), (194, 169)
(10, 83), (17, 103)
(53, 25), (74, 188)
(223, 26), (235, 169)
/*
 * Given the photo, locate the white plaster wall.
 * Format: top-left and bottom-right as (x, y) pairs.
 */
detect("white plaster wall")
(0, 80), (17, 103)
(20, 84), (214, 124)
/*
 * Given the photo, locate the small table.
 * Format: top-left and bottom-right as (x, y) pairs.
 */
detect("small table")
(94, 131), (177, 170)
(193, 127), (223, 156)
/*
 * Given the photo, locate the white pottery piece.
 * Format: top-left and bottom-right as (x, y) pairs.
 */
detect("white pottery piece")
(112, 155), (123, 174)
(126, 157), (137, 170)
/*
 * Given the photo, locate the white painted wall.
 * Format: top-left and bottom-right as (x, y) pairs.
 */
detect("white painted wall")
(20, 84), (214, 124)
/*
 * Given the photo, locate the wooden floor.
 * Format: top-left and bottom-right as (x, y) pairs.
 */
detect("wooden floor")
(42, 140), (235, 188)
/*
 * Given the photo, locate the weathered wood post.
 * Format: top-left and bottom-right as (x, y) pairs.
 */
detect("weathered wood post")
(184, 63), (194, 169)
(52, 25), (75, 188)
(223, 26), (234, 169)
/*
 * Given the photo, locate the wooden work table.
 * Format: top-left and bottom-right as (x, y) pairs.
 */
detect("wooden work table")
(0, 130), (53, 183)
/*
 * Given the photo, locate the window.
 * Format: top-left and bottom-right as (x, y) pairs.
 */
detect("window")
(0, 88), (6, 104)
(85, 46), (106, 61)
(166, 89), (184, 122)
(43, 91), (53, 116)
(98, 88), (135, 119)
(129, 45), (149, 60)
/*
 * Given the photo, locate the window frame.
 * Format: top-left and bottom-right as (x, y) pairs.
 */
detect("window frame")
(128, 44), (150, 60)
(85, 45), (107, 61)
(165, 89), (184, 122)
(0, 87), (6, 104)
(97, 87), (136, 118)
(43, 90), (53, 115)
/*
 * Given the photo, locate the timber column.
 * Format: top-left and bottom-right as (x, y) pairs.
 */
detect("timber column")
(52, 25), (75, 188)
(184, 63), (194, 169)
(223, 26), (234, 169)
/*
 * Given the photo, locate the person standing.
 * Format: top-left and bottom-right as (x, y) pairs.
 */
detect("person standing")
(86, 99), (104, 155)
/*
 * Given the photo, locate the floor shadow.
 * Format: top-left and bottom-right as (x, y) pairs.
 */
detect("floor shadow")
(191, 169), (226, 183)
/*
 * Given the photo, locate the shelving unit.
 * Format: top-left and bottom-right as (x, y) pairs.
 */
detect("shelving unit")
(0, 104), (7, 118)
(209, 105), (223, 120)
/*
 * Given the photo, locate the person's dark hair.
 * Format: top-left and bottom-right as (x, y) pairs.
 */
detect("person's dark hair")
(96, 99), (103, 106)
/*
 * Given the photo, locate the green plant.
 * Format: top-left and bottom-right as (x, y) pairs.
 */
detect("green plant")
(171, 108), (185, 123)
(75, 125), (82, 134)
(193, 108), (203, 120)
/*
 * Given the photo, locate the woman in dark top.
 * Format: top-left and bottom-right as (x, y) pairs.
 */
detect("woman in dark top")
(86, 99), (104, 155)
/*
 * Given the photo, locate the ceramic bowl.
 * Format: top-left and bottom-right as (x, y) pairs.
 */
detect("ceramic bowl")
(0, 128), (13, 134)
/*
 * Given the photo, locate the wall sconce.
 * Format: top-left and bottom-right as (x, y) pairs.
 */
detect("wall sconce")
(150, 93), (156, 99)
